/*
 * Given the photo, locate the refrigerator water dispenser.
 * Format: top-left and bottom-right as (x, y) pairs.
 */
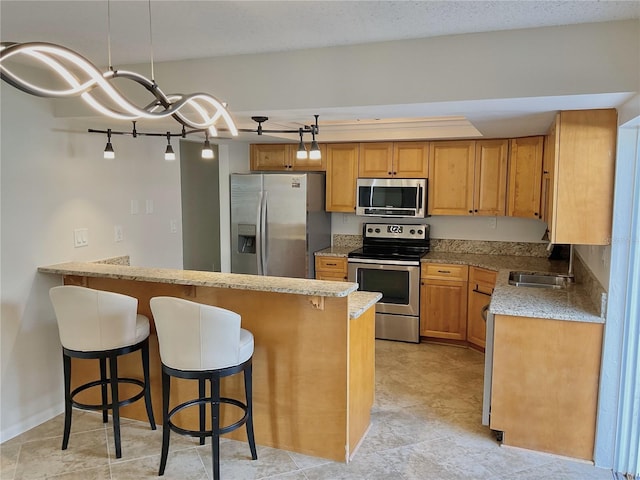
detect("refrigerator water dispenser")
(238, 224), (257, 254)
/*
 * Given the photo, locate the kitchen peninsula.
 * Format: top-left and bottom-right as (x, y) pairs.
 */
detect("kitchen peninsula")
(38, 259), (381, 462)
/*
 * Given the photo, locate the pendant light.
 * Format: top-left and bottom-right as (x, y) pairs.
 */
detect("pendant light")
(164, 132), (175, 161)
(201, 131), (214, 159)
(309, 127), (321, 160)
(103, 129), (115, 159)
(296, 128), (308, 160)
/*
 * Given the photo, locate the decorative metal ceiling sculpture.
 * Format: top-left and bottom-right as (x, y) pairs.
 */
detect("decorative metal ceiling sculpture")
(0, 41), (237, 136)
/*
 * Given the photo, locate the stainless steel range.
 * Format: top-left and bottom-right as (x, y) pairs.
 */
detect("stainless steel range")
(348, 223), (430, 343)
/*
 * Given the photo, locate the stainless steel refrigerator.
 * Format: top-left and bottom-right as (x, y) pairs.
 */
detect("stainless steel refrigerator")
(230, 173), (331, 278)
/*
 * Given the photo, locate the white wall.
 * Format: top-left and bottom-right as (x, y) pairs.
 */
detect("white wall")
(0, 86), (183, 441)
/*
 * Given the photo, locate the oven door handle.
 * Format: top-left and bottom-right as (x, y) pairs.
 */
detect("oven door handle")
(347, 258), (420, 266)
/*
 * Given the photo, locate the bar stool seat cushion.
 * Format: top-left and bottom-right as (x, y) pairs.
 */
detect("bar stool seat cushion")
(152, 297), (254, 371)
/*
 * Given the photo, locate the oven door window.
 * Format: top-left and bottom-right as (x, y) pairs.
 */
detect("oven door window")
(357, 268), (410, 305)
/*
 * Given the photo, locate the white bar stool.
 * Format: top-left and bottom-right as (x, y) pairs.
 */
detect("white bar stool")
(49, 285), (156, 458)
(150, 296), (257, 479)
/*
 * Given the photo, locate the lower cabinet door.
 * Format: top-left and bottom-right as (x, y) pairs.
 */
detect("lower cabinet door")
(420, 279), (468, 340)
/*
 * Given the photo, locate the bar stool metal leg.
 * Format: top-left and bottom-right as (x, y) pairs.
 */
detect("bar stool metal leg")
(62, 353), (72, 451)
(99, 358), (108, 423)
(199, 378), (206, 446)
(141, 339), (156, 430)
(244, 363), (257, 460)
(109, 355), (122, 459)
(159, 370), (171, 476)
(211, 374), (221, 480)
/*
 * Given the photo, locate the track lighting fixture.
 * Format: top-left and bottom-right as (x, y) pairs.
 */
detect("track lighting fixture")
(201, 132), (214, 159)
(103, 129), (115, 159)
(164, 132), (176, 161)
(296, 129), (308, 160)
(86, 115), (321, 161)
(309, 127), (321, 160)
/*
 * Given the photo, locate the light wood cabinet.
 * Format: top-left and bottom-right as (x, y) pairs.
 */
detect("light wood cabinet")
(315, 256), (348, 281)
(475, 139), (509, 216)
(466, 267), (497, 350)
(358, 141), (428, 178)
(507, 136), (544, 219)
(428, 140), (507, 216)
(420, 263), (469, 340)
(490, 314), (603, 460)
(543, 109), (617, 245)
(428, 141), (475, 215)
(250, 143), (326, 171)
(541, 131), (556, 225)
(325, 143), (359, 212)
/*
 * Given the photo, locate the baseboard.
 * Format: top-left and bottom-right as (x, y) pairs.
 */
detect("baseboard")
(0, 403), (64, 443)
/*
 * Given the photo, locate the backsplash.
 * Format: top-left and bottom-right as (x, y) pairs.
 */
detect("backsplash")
(429, 239), (550, 257)
(573, 251), (607, 318)
(332, 235), (362, 248)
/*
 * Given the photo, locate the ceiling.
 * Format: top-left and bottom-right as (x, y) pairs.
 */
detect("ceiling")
(1, 1), (639, 141)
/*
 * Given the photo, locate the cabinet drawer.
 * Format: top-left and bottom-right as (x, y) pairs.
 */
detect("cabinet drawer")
(469, 267), (497, 287)
(421, 263), (468, 281)
(316, 256), (347, 273)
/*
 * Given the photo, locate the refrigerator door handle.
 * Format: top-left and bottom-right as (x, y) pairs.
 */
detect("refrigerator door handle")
(260, 191), (268, 275)
(256, 191), (264, 275)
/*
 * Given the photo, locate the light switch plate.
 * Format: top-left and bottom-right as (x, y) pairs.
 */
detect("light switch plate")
(74, 228), (88, 247)
(114, 225), (123, 242)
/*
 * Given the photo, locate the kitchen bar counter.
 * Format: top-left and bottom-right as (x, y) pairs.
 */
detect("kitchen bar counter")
(39, 261), (378, 462)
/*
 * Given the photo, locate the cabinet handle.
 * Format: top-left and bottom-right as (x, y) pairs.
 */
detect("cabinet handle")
(534, 212), (539, 217)
(437, 270), (451, 274)
(468, 210), (473, 214)
(474, 209), (478, 212)
(326, 262), (337, 266)
(388, 171), (392, 175)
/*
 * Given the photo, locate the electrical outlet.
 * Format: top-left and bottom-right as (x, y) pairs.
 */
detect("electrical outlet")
(169, 219), (177, 233)
(73, 228), (88, 247)
(145, 199), (154, 214)
(487, 217), (497, 229)
(114, 225), (123, 242)
(130, 200), (139, 215)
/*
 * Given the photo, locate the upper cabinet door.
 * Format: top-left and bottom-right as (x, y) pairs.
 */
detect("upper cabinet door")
(428, 141), (476, 215)
(393, 142), (429, 178)
(474, 139), (509, 216)
(358, 143), (394, 177)
(326, 143), (359, 212)
(250, 144), (290, 170)
(550, 109), (617, 245)
(507, 136), (544, 219)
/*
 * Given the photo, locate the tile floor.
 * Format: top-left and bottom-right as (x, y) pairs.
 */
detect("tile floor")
(1, 340), (615, 479)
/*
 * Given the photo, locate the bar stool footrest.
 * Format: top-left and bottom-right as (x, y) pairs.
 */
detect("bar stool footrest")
(168, 396), (249, 438)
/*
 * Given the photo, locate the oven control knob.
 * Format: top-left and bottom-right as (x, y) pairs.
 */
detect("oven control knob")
(417, 229), (423, 234)
(410, 229), (415, 234)
(375, 228), (381, 233)
(367, 228), (373, 233)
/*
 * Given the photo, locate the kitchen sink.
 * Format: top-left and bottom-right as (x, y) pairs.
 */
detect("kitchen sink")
(508, 271), (573, 289)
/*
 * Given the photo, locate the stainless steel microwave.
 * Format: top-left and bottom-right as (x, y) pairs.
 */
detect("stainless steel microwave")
(356, 178), (427, 218)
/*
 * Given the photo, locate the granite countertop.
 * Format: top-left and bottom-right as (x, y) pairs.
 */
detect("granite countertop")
(38, 262), (359, 298)
(419, 253), (602, 323)
(315, 246), (355, 257)
(490, 270), (602, 323)
(349, 291), (383, 319)
(316, 248), (602, 324)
